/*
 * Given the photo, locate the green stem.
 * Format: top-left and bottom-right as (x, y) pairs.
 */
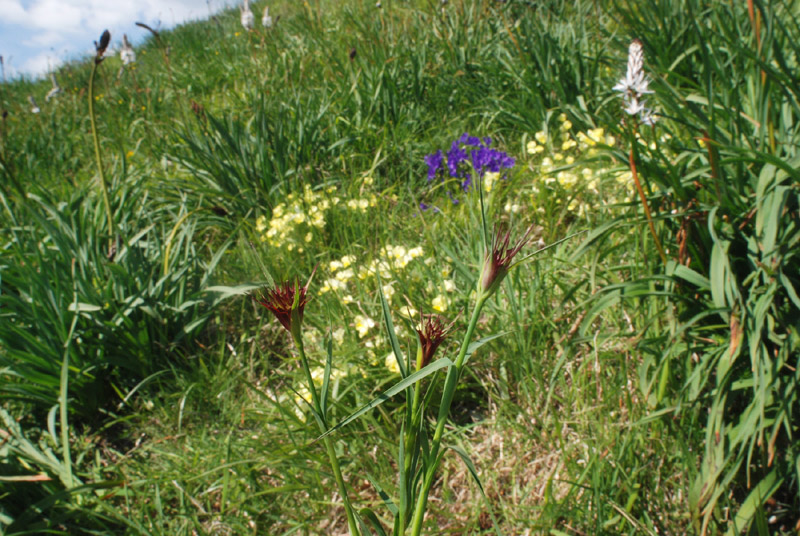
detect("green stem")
(88, 60), (115, 240)
(400, 348), (425, 533)
(409, 294), (487, 536)
(293, 332), (360, 536)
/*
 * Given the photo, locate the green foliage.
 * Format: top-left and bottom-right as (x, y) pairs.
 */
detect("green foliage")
(587, 0), (800, 530)
(2, 0), (798, 534)
(0, 179), (230, 419)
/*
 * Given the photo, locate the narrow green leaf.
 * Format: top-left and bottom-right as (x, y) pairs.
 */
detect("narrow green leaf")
(670, 263), (711, 289)
(366, 473), (399, 516)
(320, 330), (333, 419)
(358, 507), (388, 536)
(725, 469), (782, 536)
(315, 358), (453, 442)
(378, 274), (406, 378)
(66, 302), (102, 312)
(449, 444), (504, 536)
(462, 332), (509, 367)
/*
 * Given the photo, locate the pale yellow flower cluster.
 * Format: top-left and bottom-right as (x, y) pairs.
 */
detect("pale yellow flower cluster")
(255, 184), (379, 251)
(318, 245), (426, 299)
(356, 245), (425, 284)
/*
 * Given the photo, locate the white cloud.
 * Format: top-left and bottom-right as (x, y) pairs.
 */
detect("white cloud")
(20, 51), (57, 76)
(0, 0), (27, 25)
(0, 0), (226, 77)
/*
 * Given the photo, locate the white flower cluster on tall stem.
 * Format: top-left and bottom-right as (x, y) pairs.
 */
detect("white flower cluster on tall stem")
(241, 0), (254, 31)
(28, 95), (40, 114)
(120, 34), (136, 65)
(262, 6), (273, 28)
(613, 39), (657, 126)
(45, 73), (61, 101)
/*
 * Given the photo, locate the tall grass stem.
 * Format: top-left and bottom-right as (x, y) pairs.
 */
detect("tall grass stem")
(88, 60), (115, 241)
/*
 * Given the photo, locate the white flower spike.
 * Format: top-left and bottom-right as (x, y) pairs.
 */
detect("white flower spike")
(615, 39), (657, 125)
(28, 95), (40, 114)
(241, 0), (255, 31)
(45, 73), (61, 101)
(262, 6), (273, 28)
(120, 34), (136, 65)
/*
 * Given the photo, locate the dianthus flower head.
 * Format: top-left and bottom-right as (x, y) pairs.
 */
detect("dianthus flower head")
(253, 269), (315, 337)
(416, 314), (454, 369)
(480, 225), (534, 297)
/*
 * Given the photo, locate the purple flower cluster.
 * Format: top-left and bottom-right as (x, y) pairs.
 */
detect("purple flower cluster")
(424, 133), (515, 205)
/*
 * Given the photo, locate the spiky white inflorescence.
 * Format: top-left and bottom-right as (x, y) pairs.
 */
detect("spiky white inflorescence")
(120, 34), (136, 65)
(241, 0), (255, 30)
(262, 6), (273, 28)
(613, 39), (657, 125)
(45, 73), (61, 101)
(28, 95), (40, 114)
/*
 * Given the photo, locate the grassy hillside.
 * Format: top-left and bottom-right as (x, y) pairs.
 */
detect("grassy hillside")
(1, 0), (798, 534)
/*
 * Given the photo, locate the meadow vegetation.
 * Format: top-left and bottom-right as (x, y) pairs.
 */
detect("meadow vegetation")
(0, 0), (798, 534)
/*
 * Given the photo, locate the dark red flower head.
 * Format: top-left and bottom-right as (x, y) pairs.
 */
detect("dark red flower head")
(253, 268), (315, 336)
(416, 314), (453, 369)
(480, 225), (533, 297)
(254, 281), (308, 332)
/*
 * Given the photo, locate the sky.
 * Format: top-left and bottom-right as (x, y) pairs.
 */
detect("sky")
(0, 0), (228, 80)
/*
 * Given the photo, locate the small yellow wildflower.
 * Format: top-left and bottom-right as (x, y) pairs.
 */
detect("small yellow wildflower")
(526, 141), (544, 155)
(385, 352), (401, 374)
(354, 315), (376, 338)
(432, 294), (448, 312)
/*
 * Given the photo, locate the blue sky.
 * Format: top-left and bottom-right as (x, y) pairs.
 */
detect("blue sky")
(0, 0), (228, 79)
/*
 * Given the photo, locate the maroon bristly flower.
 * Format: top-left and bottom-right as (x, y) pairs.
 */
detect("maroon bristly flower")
(253, 269), (315, 336)
(480, 225), (534, 298)
(416, 314), (453, 369)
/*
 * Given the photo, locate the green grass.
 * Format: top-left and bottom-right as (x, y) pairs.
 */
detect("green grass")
(1, 0), (798, 534)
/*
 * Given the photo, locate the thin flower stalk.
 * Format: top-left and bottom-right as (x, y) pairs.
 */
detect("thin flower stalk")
(409, 226), (529, 535)
(629, 148), (666, 265)
(253, 275), (360, 536)
(615, 39), (666, 265)
(88, 30), (116, 248)
(409, 294), (487, 536)
(399, 314), (453, 533)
